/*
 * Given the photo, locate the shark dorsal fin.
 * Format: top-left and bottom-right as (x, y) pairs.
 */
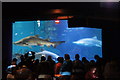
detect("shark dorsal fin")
(92, 36), (97, 39)
(44, 38), (50, 41)
(34, 35), (39, 38)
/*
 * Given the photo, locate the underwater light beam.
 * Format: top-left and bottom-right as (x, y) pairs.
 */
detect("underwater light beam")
(37, 20), (40, 27)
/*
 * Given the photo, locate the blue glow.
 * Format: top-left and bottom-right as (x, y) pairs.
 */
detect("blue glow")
(12, 20), (102, 62)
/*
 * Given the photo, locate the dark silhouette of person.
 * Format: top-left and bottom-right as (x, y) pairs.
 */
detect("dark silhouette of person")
(24, 52), (29, 60)
(6, 58), (18, 80)
(32, 59), (40, 80)
(82, 57), (90, 73)
(94, 55), (104, 79)
(103, 59), (120, 80)
(89, 60), (96, 68)
(14, 65), (33, 80)
(47, 55), (55, 78)
(37, 56), (52, 80)
(94, 55), (103, 67)
(31, 51), (35, 61)
(54, 57), (64, 78)
(24, 56), (34, 71)
(6, 66), (16, 80)
(85, 67), (99, 80)
(71, 54), (85, 80)
(12, 58), (18, 65)
(17, 55), (25, 69)
(60, 54), (72, 80)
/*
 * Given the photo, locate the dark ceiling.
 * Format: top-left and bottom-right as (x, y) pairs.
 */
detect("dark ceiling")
(2, 2), (120, 28)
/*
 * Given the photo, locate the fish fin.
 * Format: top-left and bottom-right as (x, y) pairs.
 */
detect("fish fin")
(46, 44), (51, 47)
(44, 38), (50, 41)
(53, 41), (65, 48)
(23, 43), (30, 46)
(34, 35), (39, 38)
(96, 44), (101, 47)
(93, 36), (97, 39)
(54, 45), (57, 48)
(52, 44), (57, 48)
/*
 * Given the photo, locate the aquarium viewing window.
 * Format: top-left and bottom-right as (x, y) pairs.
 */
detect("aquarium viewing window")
(12, 20), (102, 62)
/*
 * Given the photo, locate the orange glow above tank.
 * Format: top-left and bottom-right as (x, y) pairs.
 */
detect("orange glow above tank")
(57, 16), (73, 19)
(52, 9), (63, 14)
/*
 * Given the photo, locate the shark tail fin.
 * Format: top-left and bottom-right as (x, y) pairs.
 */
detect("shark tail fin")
(52, 41), (65, 48)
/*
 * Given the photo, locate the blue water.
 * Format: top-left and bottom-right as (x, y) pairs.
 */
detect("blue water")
(12, 20), (102, 61)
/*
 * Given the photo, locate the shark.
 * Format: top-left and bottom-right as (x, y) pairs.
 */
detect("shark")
(35, 50), (59, 60)
(73, 36), (102, 47)
(13, 35), (65, 48)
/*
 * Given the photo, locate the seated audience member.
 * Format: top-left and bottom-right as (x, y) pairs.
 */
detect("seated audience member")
(89, 60), (96, 68)
(6, 65), (17, 80)
(6, 58), (18, 80)
(71, 54), (85, 80)
(32, 59), (40, 80)
(24, 52), (29, 60)
(14, 65), (33, 80)
(54, 57), (64, 77)
(85, 67), (99, 80)
(60, 54), (72, 80)
(31, 51), (35, 59)
(37, 56), (52, 80)
(94, 55), (104, 79)
(82, 57), (90, 73)
(18, 55), (25, 68)
(47, 55), (55, 77)
(24, 51), (35, 71)
(24, 56), (34, 72)
(103, 59), (120, 80)
(11, 58), (18, 65)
